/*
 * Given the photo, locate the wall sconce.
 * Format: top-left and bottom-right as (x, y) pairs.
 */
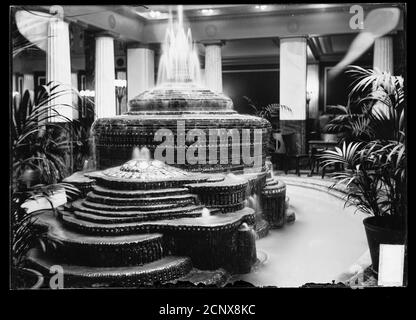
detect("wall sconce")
(79, 90), (95, 118)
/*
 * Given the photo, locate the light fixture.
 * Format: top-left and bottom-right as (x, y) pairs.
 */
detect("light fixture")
(149, 10), (162, 18)
(201, 8), (214, 16)
(135, 9), (169, 20)
(114, 79), (127, 88)
(114, 79), (127, 115)
(80, 89), (95, 97)
(255, 5), (268, 10)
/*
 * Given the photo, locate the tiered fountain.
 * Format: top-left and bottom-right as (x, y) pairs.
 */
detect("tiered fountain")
(26, 6), (288, 287)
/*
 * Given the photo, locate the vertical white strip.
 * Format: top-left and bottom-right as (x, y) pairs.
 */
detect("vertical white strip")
(127, 47), (155, 102)
(279, 37), (307, 120)
(205, 44), (223, 93)
(95, 36), (116, 119)
(374, 36), (394, 73)
(12, 74), (17, 93)
(306, 64), (320, 119)
(378, 244), (405, 287)
(71, 72), (78, 119)
(47, 18), (73, 121)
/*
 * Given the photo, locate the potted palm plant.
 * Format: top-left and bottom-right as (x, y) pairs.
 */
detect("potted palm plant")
(11, 83), (81, 289)
(243, 96), (291, 153)
(321, 66), (406, 275)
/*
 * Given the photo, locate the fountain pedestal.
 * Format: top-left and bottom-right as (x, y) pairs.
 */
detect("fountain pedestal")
(28, 157), (257, 287)
(261, 178), (287, 228)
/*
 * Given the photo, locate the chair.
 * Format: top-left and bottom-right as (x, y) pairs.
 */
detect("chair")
(282, 132), (309, 176)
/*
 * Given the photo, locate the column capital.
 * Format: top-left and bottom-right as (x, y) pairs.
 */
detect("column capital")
(279, 35), (308, 40)
(49, 5), (64, 20)
(95, 31), (118, 39)
(200, 40), (225, 47)
(127, 42), (152, 50)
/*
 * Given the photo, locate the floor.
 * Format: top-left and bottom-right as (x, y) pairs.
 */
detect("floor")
(236, 182), (369, 288)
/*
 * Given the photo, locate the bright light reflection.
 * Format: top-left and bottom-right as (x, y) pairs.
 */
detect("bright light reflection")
(201, 9), (214, 15)
(255, 5), (268, 10)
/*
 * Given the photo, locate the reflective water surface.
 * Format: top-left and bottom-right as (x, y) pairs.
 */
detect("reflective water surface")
(238, 185), (368, 287)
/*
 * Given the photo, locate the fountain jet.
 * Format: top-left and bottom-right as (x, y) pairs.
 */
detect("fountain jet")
(156, 5), (202, 86)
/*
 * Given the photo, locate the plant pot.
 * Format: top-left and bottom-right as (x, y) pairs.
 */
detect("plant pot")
(12, 267), (44, 289)
(363, 216), (406, 274)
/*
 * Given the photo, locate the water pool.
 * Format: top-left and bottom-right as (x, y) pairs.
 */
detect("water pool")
(237, 184), (369, 287)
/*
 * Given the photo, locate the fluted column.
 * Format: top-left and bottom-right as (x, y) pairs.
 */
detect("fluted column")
(204, 41), (224, 93)
(46, 6), (73, 121)
(373, 36), (394, 118)
(373, 36), (394, 73)
(22, 74), (34, 93)
(279, 37), (307, 153)
(127, 44), (154, 102)
(95, 34), (116, 119)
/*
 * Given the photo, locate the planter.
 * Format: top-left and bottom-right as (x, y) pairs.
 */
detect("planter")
(363, 216), (406, 273)
(12, 267), (44, 289)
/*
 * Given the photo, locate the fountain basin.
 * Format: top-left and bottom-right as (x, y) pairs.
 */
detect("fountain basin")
(236, 184), (368, 287)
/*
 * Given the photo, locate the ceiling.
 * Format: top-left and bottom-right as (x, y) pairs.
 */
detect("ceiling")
(17, 4), (395, 66)
(308, 33), (373, 62)
(131, 4), (361, 21)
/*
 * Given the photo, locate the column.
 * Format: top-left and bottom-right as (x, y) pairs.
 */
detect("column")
(373, 36), (394, 73)
(47, 6), (73, 121)
(373, 36), (394, 118)
(71, 72), (79, 119)
(279, 37), (307, 154)
(306, 64), (319, 119)
(95, 33), (116, 119)
(22, 74), (34, 94)
(204, 41), (224, 93)
(127, 44), (155, 102)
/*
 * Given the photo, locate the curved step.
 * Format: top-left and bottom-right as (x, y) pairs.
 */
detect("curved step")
(73, 207), (203, 224)
(80, 199), (188, 212)
(56, 208), (256, 235)
(92, 185), (190, 198)
(86, 192), (198, 206)
(31, 211), (165, 267)
(27, 248), (192, 288)
(72, 201), (204, 218)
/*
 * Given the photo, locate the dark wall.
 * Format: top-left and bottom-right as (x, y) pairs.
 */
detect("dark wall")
(222, 67), (279, 115)
(319, 61), (372, 112)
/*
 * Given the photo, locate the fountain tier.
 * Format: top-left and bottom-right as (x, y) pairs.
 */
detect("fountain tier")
(28, 157), (257, 287)
(92, 83), (271, 173)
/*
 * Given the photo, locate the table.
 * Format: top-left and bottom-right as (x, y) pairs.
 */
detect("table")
(307, 140), (339, 177)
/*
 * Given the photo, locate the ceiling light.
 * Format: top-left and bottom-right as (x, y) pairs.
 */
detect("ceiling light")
(255, 5), (268, 10)
(135, 9), (169, 20)
(201, 9), (214, 15)
(149, 10), (162, 18)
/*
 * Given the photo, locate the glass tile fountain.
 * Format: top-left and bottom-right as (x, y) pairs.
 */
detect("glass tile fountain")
(26, 6), (289, 287)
